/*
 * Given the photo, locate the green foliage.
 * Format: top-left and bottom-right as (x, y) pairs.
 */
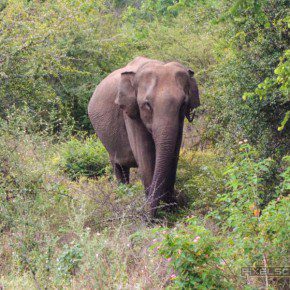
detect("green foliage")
(243, 47), (290, 132)
(0, 112), (51, 232)
(278, 156), (290, 194)
(56, 243), (84, 279)
(211, 144), (290, 271)
(0, 114), (163, 289)
(56, 136), (109, 180)
(0, 0), (138, 132)
(156, 217), (231, 289)
(177, 149), (226, 213)
(278, 110), (290, 131)
(221, 144), (278, 210)
(202, 0), (290, 157)
(157, 145), (289, 289)
(214, 143), (288, 223)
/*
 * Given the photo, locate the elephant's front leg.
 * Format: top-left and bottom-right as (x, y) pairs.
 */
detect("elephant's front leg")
(123, 116), (155, 198)
(139, 145), (155, 197)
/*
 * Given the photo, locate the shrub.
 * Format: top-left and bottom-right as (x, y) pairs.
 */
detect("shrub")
(177, 149), (226, 214)
(56, 243), (84, 279)
(56, 136), (109, 180)
(0, 0), (139, 132)
(210, 145), (290, 287)
(157, 145), (290, 289)
(215, 195), (290, 289)
(215, 143), (282, 223)
(156, 217), (232, 289)
(207, 0), (290, 157)
(0, 116), (166, 289)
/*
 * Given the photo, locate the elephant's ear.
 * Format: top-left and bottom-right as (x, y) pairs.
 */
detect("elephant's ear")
(115, 71), (139, 119)
(186, 69), (200, 122)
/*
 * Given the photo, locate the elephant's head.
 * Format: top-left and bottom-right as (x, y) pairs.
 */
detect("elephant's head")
(116, 61), (200, 216)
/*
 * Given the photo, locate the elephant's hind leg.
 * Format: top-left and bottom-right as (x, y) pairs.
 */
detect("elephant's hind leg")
(113, 163), (130, 184)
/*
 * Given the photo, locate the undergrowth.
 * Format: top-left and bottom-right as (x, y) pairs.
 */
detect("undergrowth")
(1, 114), (289, 289)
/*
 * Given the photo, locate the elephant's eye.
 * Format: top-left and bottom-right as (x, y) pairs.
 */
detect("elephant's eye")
(144, 101), (152, 112)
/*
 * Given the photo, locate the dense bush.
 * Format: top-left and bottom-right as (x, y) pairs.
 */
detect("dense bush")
(0, 115), (165, 288)
(156, 217), (231, 289)
(0, 0), (138, 132)
(0, 113), (289, 289)
(157, 145), (289, 289)
(177, 149), (226, 214)
(56, 136), (109, 180)
(56, 243), (84, 279)
(214, 145), (290, 269)
(207, 0), (290, 156)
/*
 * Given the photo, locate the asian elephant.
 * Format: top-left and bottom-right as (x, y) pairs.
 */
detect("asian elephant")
(88, 56), (200, 217)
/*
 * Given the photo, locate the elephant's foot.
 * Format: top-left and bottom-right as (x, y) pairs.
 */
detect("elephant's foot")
(161, 189), (178, 205)
(146, 189), (187, 218)
(174, 189), (188, 208)
(144, 192), (161, 220)
(114, 163), (130, 184)
(161, 189), (188, 212)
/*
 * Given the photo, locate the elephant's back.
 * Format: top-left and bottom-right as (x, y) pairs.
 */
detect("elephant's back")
(87, 56), (160, 166)
(88, 56), (153, 137)
(88, 68), (120, 129)
(88, 69), (135, 166)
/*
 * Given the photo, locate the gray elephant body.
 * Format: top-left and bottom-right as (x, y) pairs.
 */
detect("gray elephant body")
(88, 57), (200, 216)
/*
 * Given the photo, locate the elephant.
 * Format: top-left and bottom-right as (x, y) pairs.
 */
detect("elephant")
(88, 56), (200, 217)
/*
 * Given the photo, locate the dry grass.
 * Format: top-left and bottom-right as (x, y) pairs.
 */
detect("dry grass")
(0, 131), (175, 289)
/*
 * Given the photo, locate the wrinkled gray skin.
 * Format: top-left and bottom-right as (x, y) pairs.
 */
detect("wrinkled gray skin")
(88, 57), (200, 217)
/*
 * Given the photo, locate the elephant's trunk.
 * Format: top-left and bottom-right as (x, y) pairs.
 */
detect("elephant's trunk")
(149, 117), (183, 216)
